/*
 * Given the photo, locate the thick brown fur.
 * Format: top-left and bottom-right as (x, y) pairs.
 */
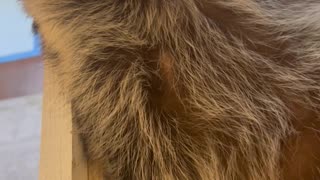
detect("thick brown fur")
(24, 0), (320, 179)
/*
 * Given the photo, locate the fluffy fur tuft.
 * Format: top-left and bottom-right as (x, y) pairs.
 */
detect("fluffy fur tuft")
(24, 0), (320, 179)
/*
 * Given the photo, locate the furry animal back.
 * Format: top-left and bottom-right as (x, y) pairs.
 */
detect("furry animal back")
(24, 0), (320, 179)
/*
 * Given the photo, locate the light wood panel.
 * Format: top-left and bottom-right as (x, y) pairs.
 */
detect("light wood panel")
(39, 63), (104, 180)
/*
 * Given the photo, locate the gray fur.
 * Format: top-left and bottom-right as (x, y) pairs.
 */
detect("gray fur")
(24, 0), (320, 179)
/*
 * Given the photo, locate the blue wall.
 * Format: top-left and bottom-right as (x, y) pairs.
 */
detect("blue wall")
(0, 1), (41, 63)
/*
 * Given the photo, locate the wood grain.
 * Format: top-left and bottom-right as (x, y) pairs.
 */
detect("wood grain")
(39, 63), (103, 180)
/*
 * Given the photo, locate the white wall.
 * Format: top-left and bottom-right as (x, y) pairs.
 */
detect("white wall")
(0, 0), (36, 61)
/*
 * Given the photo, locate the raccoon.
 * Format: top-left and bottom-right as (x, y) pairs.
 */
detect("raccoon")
(24, 0), (320, 179)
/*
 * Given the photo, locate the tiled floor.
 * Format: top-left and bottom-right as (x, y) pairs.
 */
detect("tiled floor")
(0, 94), (42, 180)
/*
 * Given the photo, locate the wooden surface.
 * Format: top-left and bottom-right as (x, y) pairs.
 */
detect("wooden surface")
(0, 57), (43, 100)
(39, 64), (104, 180)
